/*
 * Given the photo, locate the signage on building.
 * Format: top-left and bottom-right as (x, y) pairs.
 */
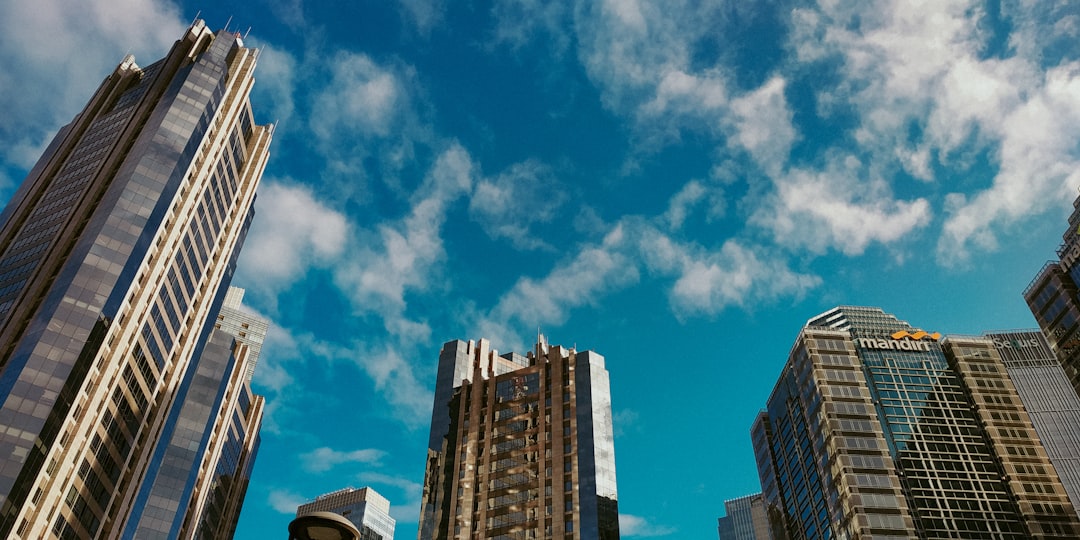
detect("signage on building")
(991, 337), (1040, 350)
(856, 330), (940, 352)
(1062, 239), (1080, 271)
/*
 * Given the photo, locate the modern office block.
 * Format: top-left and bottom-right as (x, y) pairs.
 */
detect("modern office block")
(298, 487), (395, 540)
(122, 286), (268, 539)
(419, 336), (619, 540)
(717, 493), (769, 540)
(215, 287), (268, 383)
(1026, 194), (1080, 395)
(986, 330), (1080, 518)
(753, 306), (1080, 539)
(0, 20), (271, 539)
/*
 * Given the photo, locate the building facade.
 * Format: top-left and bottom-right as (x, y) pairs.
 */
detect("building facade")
(753, 306), (1080, 539)
(717, 493), (769, 540)
(986, 330), (1080, 518)
(298, 486), (395, 540)
(122, 286), (267, 539)
(419, 336), (619, 540)
(0, 20), (271, 539)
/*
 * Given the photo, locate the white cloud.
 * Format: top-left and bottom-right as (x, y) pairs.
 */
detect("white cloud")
(352, 346), (434, 428)
(310, 52), (402, 141)
(468, 160), (565, 249)
(619, 514), (676, 537)
(249, 42), (298, 129)
(490, 0), (571, 54)
(333, 144), (473, 338)
(786, 0), (1080, 261)
(398, 0), (443, 34)
(299, 446), (386, 473)
(939, 61), (1080, 262)
(728, 76), (796, 175)
(268, 489), (307, 514)
(636, 225), (821, 315)
(237, 180), (349, 303)
(664, 180), (707, 230)
(476, 216), (823, 342)
(477, 225), (640, 347)
(757, 161), (932, 256)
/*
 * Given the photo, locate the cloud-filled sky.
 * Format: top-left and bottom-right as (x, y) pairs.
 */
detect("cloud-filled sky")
(3, 0), (1080, 538)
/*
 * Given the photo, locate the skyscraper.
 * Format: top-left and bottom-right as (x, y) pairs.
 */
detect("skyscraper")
(753, 306), (1080, 539)
(0, 20), (271, 539)
(986, 330), (1080, 518)
(717, 493), (769, 540)
(419, 336), (619, 540)
(121, 286), (268, 539)
(297, 486), (396, 540)
(1025, 194), (1080, 394)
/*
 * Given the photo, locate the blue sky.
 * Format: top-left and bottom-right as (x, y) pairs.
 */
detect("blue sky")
(3, 0), (1080, 538)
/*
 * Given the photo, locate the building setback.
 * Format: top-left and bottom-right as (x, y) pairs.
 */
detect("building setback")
(419, 336), (619, 539)
(753, 306), (1080, 539)
(0, 20), (271, 539)
(717, 493), (769, 540)
(297, 486), (395, 540)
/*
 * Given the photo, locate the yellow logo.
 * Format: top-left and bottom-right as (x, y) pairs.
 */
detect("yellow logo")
(890, 330), (941, 341)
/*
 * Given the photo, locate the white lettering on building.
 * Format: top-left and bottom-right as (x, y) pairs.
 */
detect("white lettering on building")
(856, 337), (932, 352)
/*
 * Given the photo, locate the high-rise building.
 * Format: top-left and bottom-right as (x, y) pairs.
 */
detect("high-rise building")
(1025, 194), (1080, 393)
(753, 306), (1080, 539)
(717, 493), (769, 540)
(419, 336), (619, 540)
(297, 486), (395, 540)
(122, 286), (267, 539)
(986, 330), (1080, 518)
(0, 20), (271, 539)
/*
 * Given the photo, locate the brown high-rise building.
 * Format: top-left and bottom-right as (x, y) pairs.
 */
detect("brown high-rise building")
(1024, 193), (1080, 393)
(753, 306), (1080, 539)
(0, 20), (271, 539)
(419, 336), (619, 539)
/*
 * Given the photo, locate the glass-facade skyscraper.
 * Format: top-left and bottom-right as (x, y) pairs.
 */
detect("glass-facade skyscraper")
(297, 486), (395, 540)
(122, 286), (267, 539)
(0, 20), (271, 539)
(419, 336), (619, 539)
(753, 306), (1080, 539)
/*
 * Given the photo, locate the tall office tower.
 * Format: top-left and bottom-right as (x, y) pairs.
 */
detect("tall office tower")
(753, 306), (1080, 539)
(986, 330), (1080, 518)
(0, 20), (271, 539)
(297, 487), (396, 540)
(1026, 193), (1080, 394)
(717, 493), (769, 540)
(121, 286), (268, 539)
(418, 336), (619, 540)
(215, 286), (268, 383)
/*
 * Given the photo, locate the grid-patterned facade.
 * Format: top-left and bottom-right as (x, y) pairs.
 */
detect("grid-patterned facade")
(122, 286), (268, 539)
(753, 306), (1080, 539)
(717, 493), (769, 540)
(298, 486), (395, 540)
(419, 336), (619, 540)
(215, 287), (267, 383)
(986, 330), (1080, 518)
(0, 21), (271, 539)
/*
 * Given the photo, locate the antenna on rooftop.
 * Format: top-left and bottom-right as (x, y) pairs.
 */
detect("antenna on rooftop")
(225, 15), (233, 32)
(244, 26), (252, 40)
(191, 11), (201, 26)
